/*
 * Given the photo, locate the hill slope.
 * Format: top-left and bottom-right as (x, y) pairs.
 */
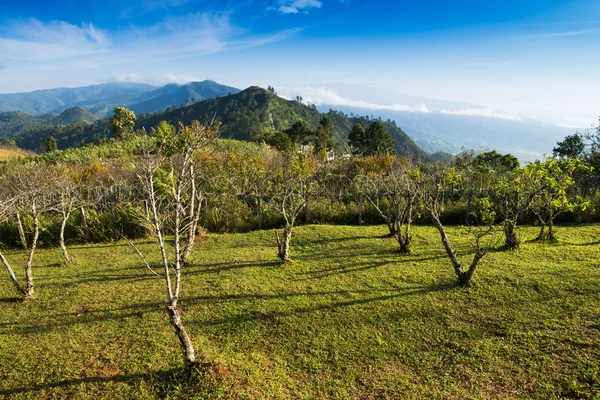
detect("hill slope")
(0, 107), (99, 139)
(11, 87), (427, 159)
(140, 86), (426, 158)
(52, 107), (98, 125)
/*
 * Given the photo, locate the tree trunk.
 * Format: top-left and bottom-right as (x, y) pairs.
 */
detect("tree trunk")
(358, 193), (363, 225)
(503, 220), (519, 249)
(431, 213), (483, 285)
(257, 196), (262, 230)
(276, 224), (293, 262)
(386, 220), (397, 238)
(79, 206), (89, 241)
(24, 206), (39, 299)
(16, 211), (27, 250)
(0, 251), (25, 296)
(304, 193), (310, 224)
(166, 303), (196, 364)
(59, 211), (71, 264)
(394, 231), (411, 254)
(548, 213), (555, 241)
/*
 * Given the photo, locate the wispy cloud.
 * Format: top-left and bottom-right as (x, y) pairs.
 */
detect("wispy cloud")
(0, 14), (298, 69)
(519, 29), (600, 39)
(0, 19), (108, 62)
(279, 86), (431, 113)
(278, 0), (322, 14)
(468, 61), (516, 67)
(439, 108), (522, 121)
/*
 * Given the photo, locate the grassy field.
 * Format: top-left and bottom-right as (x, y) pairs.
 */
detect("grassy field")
(0, 147), (32, 162)
(0, 224), (599, 399)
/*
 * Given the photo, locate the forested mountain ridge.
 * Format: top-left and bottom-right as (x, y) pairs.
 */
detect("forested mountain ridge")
(0, 82), (157, 116)
(10, 86), (427, 159)
(128, 81), (241, 116)
(0, 80), (240, 118)
(0, 107), (98, 139)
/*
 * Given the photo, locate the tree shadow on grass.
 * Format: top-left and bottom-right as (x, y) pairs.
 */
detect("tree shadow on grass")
(194, 282), (459, 329)
(2, 283), (457, 336)
(0, 297), (20, 303)
(0, 363), (225, 398)
(68, 240), (156, 250)
(299, 235), (375, 245)
(186, 260), (280, 275)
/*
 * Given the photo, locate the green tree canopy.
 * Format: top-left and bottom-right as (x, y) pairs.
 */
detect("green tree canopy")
(45, 136), (58, 153)
(314, 116), (333, 157)
(348, 123), (366, 154)
(110, 107), (136, 140)
(365, 121), (395, 156)
(284, 120), (313, 146)
(553, 133), (585, 159)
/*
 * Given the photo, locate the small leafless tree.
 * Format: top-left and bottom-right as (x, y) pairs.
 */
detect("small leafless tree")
(132, 120), (218, 364)
(0, 164), (52, 299)
(419, 164), (497, 285)
(272, 152), (315, 262)
(356, 157), (419, 253)
(49, 165), (80, 264)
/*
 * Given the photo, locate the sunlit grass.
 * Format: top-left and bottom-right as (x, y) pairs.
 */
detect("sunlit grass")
(0, 224), (599, 399)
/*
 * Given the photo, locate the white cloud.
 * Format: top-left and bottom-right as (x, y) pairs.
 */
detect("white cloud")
(280, 86), (431, 113)
(113, 73), (140, 82)
(0, 19), (108, 62)
(439, 108), (523, 121)
(520, 29), (600, 38)
(163, 73), (201, 84)
(105, 72), (203, 86)
(278, 0), (322, 14)
(0, 14), (298, 74)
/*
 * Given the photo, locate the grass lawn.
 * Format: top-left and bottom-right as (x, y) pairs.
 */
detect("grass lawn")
(0, 224), (599, 399)
(0, 148), (32, 162)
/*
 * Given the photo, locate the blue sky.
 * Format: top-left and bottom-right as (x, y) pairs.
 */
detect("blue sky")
(0, 0), (599, 127)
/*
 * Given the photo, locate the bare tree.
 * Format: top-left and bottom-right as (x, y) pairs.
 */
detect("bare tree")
(272, 152), (315, 262)
(50, 165), (79, 264)
(133, 120), (218, 364)
(0, 164), (52, 299)
(356, 156), (419, 253)
(419, 164), (497, 285)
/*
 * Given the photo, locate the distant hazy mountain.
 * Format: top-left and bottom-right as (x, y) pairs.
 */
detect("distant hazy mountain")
(0, 107), (98, 138)
(319, 105), (574, 161)
(0, 83), (157, 116)
(127, 81), (241, 115)
(0, 80), (240, 118)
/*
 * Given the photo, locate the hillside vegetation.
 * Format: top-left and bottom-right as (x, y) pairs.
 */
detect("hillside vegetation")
(0, 146), (33, 162)
(0, 224), (598, 399)
(7, 87), (427, 159)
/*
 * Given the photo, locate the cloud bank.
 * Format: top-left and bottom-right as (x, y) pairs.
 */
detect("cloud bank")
(282, 86), (431, 113)
(278, 0), (322, 14)
(281, 86), (525, 121)
(439, 108), (523, 121)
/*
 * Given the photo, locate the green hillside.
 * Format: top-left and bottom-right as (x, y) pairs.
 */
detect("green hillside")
(10, 87), (427, 159)
(53, 106), (98, 125)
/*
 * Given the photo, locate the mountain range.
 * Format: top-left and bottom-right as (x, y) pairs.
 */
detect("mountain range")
(0, 80), (577, 160)
(0, 80), (239, 117)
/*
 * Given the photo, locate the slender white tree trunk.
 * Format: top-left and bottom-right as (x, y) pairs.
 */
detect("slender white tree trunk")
(16, 211), (27, 250)
(24, 203), (39, 299)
